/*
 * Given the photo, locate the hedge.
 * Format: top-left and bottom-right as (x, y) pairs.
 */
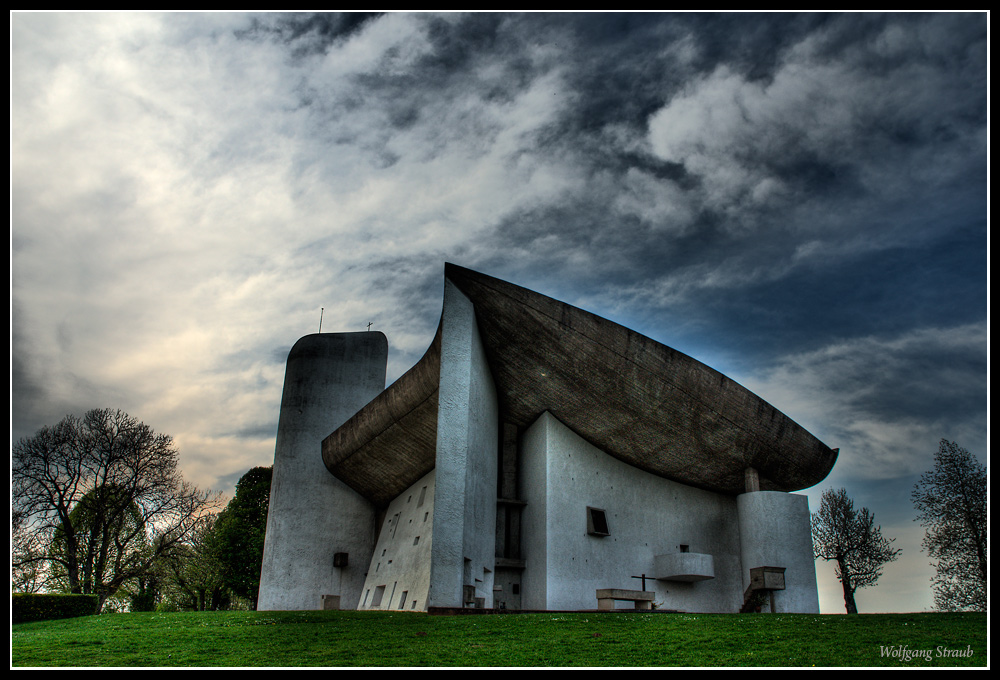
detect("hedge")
(12, 593), (100, 623)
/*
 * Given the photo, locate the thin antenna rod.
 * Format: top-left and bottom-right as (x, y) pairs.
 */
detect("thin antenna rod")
(318, 307), (324, 334)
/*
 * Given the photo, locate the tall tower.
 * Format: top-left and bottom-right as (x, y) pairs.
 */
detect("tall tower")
(257, 332), (387, 611)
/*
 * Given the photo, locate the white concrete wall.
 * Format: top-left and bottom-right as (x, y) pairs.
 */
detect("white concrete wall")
(519, 413), (549, 610)
(737, 491), (820, 613)
(258, 332), (387, 611)
(359, 470), (435, 611)
(520, 412), (746, 613)
(428, 279), (499, 609)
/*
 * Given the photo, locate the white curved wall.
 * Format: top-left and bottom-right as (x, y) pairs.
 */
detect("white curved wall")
(520, 412), (745, 613)
(429, 280), (498, 609)
(737, 491), (819, 613)
(257, 332), (387, 611)
(358, 470), (435, 611)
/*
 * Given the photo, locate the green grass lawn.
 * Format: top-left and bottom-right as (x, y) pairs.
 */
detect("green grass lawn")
(11, 610), (987, 668)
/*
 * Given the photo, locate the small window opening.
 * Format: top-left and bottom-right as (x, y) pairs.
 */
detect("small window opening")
(586, 506), (610, 536)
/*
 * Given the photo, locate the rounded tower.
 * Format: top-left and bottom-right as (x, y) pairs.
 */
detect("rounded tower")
(257, 332), (387, 611)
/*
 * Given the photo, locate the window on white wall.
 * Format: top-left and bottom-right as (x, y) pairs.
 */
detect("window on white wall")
(587, 506), (610, 536)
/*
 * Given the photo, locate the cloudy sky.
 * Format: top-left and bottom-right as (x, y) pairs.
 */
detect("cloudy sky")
(11, 12), (987, 614)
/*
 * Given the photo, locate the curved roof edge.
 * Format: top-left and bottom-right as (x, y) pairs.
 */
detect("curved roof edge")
(323, 263), (837, 504)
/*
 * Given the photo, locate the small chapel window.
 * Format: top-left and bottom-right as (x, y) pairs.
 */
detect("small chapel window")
(586, 507), (610, 537)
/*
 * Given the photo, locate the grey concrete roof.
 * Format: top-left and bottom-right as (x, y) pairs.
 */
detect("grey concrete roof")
(323, 263), (837, 506)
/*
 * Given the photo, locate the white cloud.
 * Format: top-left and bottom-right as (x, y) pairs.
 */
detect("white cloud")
(645, 17), (985, 238)
(10, 13), (589, 492)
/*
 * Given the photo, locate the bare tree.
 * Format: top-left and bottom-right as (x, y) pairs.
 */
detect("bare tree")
(811, 488), (901, 614)
(12, 408), (220, 612)
(12, 508), (48, 594)
(912, 440), (986, 611)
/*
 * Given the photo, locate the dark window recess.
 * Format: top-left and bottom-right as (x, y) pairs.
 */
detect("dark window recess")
(587, 507), (610, 536)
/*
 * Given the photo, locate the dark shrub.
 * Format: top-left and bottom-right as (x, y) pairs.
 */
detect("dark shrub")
(13, 593), (99, 623)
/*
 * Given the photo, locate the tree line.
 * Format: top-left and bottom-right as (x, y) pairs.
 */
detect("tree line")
(811, 439), (986, 613)
(12, 409), (272, 613)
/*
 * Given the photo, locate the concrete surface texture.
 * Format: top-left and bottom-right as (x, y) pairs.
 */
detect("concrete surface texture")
(519, 411), (746, 612)
(737, 491), (820, 613)
(257, 332), (387, 611)
(358, 470), (436, 612)
(258, 264), (836, 613)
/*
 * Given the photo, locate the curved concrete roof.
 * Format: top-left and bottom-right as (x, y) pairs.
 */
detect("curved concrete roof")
(323, 263), (837, 506)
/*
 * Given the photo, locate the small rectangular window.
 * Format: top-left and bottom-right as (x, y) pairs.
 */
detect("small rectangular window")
(587, 506), (610, 536)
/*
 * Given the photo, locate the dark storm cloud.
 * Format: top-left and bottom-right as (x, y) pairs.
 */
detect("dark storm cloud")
(264, 11), (986, 380)
(10, 304), (48, 439)
(319, 13), (985, 294)
(680, 218), (988, 360)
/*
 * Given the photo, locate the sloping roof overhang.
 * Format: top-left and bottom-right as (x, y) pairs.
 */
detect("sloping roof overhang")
(323, 264), (837, 506)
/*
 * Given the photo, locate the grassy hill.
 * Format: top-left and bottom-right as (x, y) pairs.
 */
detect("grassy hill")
(11, 610), (987, 668)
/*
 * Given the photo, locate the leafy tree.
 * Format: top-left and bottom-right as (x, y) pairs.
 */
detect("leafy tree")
(156, 514), (231, 611)
(211, 466), (272, 608)
(12, 408), (220, 612)
(128, 572), (162, 612)
(912, 440), (987, 611)
(811, 488), (901, 614)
